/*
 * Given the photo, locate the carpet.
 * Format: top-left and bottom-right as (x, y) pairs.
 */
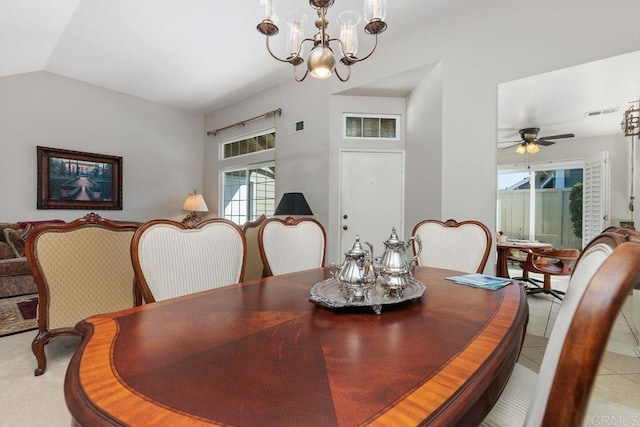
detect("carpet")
(0, 294), (37, 337)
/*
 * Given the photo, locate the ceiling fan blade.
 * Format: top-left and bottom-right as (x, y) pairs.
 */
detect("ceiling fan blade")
(499, 142), (522, 150)
(538, 133), (575, 141)
(535, 140), (555, 146)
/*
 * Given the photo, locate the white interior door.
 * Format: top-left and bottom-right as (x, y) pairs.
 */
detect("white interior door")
(340, 150), (404, 257)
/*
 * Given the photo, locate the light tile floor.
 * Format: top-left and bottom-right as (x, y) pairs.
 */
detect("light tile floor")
(512, 265), (640, 423)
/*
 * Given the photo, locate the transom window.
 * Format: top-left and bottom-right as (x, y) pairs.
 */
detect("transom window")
(221, 130), (275, 159)
(343, 114), (399, 139)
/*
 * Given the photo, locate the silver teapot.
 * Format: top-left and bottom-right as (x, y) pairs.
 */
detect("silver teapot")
(376, 227), (422, 276)
(333, 236), (376, 301)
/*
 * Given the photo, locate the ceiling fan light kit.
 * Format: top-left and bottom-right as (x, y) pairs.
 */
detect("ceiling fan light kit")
(501, 127), (575, 154)
(257, 0), (387, 82)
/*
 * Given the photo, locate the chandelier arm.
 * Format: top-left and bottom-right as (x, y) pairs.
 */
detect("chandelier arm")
(293, 65), (309, 82)
(341, 34), (379, 64)
(264, 37), (293, 63)
(334, 64), (351, 82)
(265, 37), (315, 64)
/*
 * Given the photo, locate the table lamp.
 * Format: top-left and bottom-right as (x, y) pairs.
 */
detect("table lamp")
(274, 192), (313, 216)
(182, 190), (209, 226)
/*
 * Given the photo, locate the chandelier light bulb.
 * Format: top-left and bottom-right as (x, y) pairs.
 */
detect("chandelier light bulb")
(308, 47), (336, 79)
(261, 0), (278, 23)
(364, 0), (387, 22)
(337, 11), (361, 56)
(284, 11), (307, 57)
(515, 144), (526, 154)
(526, 142), (540, 154)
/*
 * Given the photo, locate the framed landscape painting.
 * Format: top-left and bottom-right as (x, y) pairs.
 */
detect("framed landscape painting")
(37, 146), (123, 210)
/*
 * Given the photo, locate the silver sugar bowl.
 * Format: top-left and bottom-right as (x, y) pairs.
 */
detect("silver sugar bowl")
(332, 236), (376, 302)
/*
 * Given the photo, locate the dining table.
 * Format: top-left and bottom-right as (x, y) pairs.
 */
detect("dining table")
(495, 240), (554, 278)
(65, 266), (528, 427)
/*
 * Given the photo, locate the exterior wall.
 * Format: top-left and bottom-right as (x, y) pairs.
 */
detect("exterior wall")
(0, 71), (204, 223)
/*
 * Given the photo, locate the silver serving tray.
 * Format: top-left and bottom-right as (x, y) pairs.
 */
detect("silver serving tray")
(309, 277), (426, 314)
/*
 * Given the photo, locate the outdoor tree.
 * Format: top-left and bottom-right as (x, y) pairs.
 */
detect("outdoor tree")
(569, 182), (583, 238)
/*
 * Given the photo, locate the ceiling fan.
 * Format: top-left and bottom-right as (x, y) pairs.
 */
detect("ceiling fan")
(500, 127), (575, 154)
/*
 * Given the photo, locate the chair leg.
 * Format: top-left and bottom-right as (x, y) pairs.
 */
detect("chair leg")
(524, 277), (565, 301)
(32, 328), (82, 376)
(32, 330), (51, 376)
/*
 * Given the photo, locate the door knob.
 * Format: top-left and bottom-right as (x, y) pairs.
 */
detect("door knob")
(343, 225), (348, 230)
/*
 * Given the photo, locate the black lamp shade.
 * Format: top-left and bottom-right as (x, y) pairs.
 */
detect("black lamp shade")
(274, 192), (313, 215)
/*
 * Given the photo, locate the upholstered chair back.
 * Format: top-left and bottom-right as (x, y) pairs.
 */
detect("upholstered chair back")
(412, 219), (491, 273)
(481, 228), (640, 426)
(524, 237), (617, 425)
(241, 214), (267, 281)
(132, 218), (246, 302)
(258, 217), (326, 276)
(25, 213), (140, 376)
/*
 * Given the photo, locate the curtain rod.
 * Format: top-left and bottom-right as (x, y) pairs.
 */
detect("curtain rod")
(206, 108), (282, 137)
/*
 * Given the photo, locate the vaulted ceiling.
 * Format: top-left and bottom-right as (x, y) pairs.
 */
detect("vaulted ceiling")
(3, 0), (637, 142)
(0, 0), (475, 114)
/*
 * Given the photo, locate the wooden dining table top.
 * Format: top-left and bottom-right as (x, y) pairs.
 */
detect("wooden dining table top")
(65, 266), (528, 427)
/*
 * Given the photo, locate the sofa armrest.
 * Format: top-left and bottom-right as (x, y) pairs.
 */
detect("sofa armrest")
(0, 257), (31, 276)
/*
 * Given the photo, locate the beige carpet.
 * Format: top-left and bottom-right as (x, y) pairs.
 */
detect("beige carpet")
(0, 331), (79, 427)
(0, 294), (37, 337)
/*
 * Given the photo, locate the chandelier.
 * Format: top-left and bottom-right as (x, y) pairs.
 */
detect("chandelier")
(257, 0), (387, 82)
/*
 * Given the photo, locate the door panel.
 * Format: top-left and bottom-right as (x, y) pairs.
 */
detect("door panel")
(340, 151), (404, 257)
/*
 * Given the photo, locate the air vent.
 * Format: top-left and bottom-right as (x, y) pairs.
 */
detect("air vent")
(287, 120), (304, 134)
(585, 107), (619, 117)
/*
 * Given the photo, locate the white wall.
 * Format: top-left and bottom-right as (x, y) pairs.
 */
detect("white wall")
(202, 0), (640, 272)
(204, 80), (331, 224)
(405, 61), (443, 231)
(0, 71), (204, 223)
(328, 95), (406, 260)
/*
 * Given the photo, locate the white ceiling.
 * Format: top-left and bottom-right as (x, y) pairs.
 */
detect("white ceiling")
(498, 49), (640, 146)
(0, 0), (475, 114)
(4, 0), (637, 133)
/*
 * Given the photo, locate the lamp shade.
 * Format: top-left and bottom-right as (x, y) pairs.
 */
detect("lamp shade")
(182, 194), (209, 212)
(274, 192), (313, 215)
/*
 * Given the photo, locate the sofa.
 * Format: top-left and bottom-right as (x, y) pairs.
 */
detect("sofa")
(0, 221), (63, 298)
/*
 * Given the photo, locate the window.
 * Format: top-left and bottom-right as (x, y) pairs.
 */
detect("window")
(497, 164), (584, 249)
(222, 164), (275, 225)
(221, 130), (275, 159)
(497, 154), (610, 249)
(343, 114), (399, 139)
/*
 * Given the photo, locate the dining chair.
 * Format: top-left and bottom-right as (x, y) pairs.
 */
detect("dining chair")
(241, 214), (267, 281)
(411, 219), (492, 273)
(25, 213), (141, 376)
(131, 218), (246, 303)
(258, 216), (326, 276)
(480, 227), (640, 426)
(517, 247), (581, 301)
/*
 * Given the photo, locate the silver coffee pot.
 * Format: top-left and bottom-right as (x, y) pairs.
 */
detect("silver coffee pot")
(376, 227), (422, 276)
(333, 236), (376, 301)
